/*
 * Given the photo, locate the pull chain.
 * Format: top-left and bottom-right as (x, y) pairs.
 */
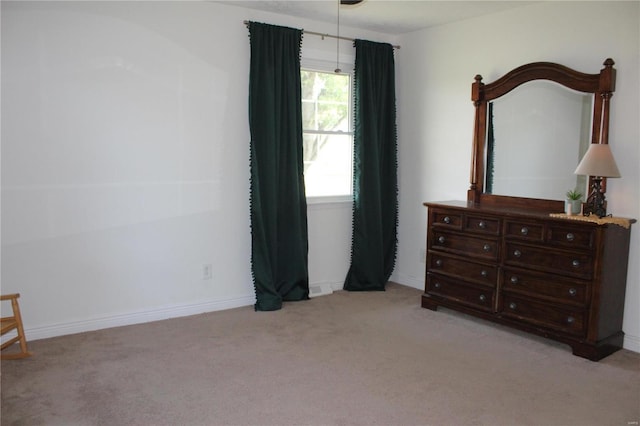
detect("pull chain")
(335, 0), (341, 73)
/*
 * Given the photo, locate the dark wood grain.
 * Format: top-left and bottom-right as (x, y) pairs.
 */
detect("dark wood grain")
(468, 59), (616, 208)
(423, 201), (634, 361)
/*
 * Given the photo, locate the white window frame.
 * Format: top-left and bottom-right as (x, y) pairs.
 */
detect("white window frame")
(301, 58), (354, 205)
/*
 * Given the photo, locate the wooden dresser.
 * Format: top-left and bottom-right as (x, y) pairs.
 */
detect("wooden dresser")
(422, 200), (634, 361)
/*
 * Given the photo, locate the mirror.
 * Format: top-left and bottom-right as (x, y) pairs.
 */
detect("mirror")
(468, 59), (616, 212)
(486, 81), (592, 200)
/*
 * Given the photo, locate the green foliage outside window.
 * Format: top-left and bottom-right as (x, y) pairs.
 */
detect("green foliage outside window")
(300, 69), (353, 197)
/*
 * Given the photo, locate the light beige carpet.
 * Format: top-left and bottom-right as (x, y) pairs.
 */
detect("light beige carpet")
(2, 283), (639, 425)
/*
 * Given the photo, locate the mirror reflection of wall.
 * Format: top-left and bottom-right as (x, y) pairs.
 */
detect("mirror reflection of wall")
(485, 81), (592, 201)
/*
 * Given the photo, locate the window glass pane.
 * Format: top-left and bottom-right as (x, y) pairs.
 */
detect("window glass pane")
(301, 68), (352, 198)
(301, 71), (350, 132)
(317, 102), (348, 132)
(301, 99), (317, 131)
(303, 133), (352, 197)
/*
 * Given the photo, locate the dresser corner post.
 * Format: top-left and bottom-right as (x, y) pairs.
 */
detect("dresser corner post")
(421, 294), (439, 311)
(570, 332), (624, 361)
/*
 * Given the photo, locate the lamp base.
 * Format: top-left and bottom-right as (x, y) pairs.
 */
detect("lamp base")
(582, 177), (608, 218)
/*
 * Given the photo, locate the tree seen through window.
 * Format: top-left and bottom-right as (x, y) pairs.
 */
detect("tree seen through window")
(301, 69), (352, 197)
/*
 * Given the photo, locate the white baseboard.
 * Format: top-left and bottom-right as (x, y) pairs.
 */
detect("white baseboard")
(24, 277), (638, 355)
(391, 271), (423, 290)
(26, 295), (255, 342)
(26, 281), (345, 341)
(623, 333), (640, 353)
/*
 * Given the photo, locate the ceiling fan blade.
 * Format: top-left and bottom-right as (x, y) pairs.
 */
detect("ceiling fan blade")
(340, 0), (363, 5)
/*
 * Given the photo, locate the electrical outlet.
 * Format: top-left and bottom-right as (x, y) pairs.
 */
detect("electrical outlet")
(202, 264), (213, 280)
(420, 248), (426, 263)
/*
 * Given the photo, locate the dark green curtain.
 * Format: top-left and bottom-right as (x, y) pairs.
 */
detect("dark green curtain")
(248, 22), (309, 311)
(344, 39), (398, 292)
(486, 102), (495, 193)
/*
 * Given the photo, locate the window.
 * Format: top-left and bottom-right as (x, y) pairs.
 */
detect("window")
(301, 68), (353, 199)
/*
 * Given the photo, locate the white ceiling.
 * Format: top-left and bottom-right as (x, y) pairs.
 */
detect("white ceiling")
(215, 0), (537, 35)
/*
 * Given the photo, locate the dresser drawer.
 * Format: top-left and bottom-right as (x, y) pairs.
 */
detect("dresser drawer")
(423, 201), (634, 361)
(501, 268), (587, 306)
(500, 294), (586, 336)
(464, 215), (501, 235)
(427, 274), (494, 312)
(547, 224), (595, 249)
(504, 220), (544, 242)
(431, 210), (462, 230)
(428, 253), (497, 286)
(504, 242), (593, 279)
(431, 231), (498, 261)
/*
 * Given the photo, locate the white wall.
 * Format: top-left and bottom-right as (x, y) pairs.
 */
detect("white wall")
(4, 0), (638, 354)
(1, 1), (396, 339)
(393, 1), (640, 351)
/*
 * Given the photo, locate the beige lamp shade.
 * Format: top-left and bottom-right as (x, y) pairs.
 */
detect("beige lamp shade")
(574, 143), (621, 178)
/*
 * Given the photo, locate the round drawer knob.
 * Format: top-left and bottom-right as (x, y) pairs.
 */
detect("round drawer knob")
(480, 270), (488, 278)
(434, 282), (441, 289)
(483, 244), (491, 252)
(509, 302), (517, 310)
(510, 276), (519, 284)
(566, 233), (575, 242)
(520, 227), (529, 236)
(438, 236), (446, 244)
(572, 259), (580, 267)
(479, 294), (487, 302)
(567, 316), (575, 324)
(479, 221), (487, 229)
(569, 288), (577, 297)
(435, 259), (443, 267)
(513, 249), (522, 258)
(443, 216), (451, 224)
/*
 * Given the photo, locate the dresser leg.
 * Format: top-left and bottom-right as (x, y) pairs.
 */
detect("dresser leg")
(421, 294), (439, 311)
(570, 332), (624, 361)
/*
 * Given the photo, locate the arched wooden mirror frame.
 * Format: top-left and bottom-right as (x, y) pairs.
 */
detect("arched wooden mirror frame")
(467, 58), (616, 212)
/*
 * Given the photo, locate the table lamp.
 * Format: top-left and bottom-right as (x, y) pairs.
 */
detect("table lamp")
(574, 143), (621, 218)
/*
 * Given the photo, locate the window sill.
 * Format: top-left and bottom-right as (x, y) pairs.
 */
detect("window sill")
(307, 195), (352, 208)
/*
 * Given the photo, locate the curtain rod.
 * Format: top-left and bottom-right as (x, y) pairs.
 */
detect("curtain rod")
(243, 20), (400, 50)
